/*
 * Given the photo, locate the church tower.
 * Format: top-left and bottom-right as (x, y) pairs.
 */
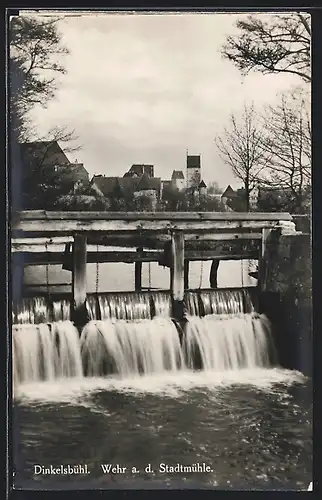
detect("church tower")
(186, 154), (201, 188)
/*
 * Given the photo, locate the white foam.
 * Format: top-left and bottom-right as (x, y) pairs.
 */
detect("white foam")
(14, 367), (308, 405)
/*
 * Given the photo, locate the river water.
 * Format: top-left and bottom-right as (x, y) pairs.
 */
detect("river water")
(13, 261), (312, 491)
(13, 369), (311, 490)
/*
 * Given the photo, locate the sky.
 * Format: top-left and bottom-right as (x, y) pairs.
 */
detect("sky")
(28, 11), (302, 190)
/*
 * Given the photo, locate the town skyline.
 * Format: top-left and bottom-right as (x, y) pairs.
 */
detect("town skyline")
(27, 12), (301, 190)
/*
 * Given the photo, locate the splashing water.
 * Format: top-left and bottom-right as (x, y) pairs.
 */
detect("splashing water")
(150, 291), (172, 317)
(81, 317), (184, 376)
(13, 321), (83, 385)
(97, 293), (152, 320)
(185, 289), (253, 316)
(183, 313), (275, 371)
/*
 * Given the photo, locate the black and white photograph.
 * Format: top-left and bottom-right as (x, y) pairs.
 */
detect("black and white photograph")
(9, 9), (312, 491)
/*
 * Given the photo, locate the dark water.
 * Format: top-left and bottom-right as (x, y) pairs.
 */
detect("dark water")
(13, 369), (312, 490)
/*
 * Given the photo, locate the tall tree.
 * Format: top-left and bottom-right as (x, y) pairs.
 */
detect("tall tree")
(258, 89), (311, 213)
(9, 15), (69, 139)
(215, 104), (267, 211)
(221, 13), (311, 83)
(9, 15), (82, 210)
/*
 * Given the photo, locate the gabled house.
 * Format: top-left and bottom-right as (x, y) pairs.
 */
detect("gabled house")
(19, 141), (90, 209)
(20, 141), (89, 189)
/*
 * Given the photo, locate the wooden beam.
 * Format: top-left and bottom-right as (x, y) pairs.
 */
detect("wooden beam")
(11, 232), (264, 253)
(12, 211), (292, 235)
(170, 231), (185, 300)
(258, 228), (271, 292)
(12, 220), (291, 234)
(13, 210), (293, 221)
(19, 248), (260, 266)
(72, 234), (87, 310)
(184, 260), (189, 290)
(210, 259), (220, 289)
(135, 247), (143, 291)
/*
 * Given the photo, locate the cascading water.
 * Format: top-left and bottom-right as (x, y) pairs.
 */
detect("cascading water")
(80, 317), (184, 377)
(12, 289), (276, 387)
(185, 289), (253, 316)
(52, 299), (71, 322)
(183, 313), (275, 371)
(150, 291), (171, 317)
(13, 321), (83, 385)
(97, 293), (152, 320)
(86, 291), (172, 320)
(13, 297), (72, 324)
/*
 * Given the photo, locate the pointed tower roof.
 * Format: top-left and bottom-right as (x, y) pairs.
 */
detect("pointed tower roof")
(222, 185), (237, 198)
(171, 170), (185, 180)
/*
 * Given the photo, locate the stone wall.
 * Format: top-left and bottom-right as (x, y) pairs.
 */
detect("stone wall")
(259, 231), (312, 376)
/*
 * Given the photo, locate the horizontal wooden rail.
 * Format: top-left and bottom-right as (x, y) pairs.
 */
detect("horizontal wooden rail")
(11, 233), (263, 253)
(13, 210), (293, 221)
(12, 211), (292, 235)
(13, 248), (259, 266)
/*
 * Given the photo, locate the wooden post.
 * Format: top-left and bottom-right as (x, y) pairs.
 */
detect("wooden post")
(209, 259), (220, 289)
(170, 231), (185, 320)
(184, 260), (189, 290)
(258, 228), (271, 292)
(135, 247), (143, 291)
(72, 234), (87, 310)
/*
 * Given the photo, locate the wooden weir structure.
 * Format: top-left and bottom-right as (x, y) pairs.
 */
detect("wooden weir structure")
(11, 210), (294, 321)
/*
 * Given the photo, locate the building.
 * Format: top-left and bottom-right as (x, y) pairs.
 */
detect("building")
(198, 180), (207, 198)
(221, 184), (260, 211)
(20, 141), (89, 187)
(186, 155), (201, 188)
(125, 164), (154, 178)
(91, 172), (161, 210)
(171, 170), (185, 191)
(249, 186), (259, 210)
(91, 152), (207, 210)
(18, 141), (90, 209)
(133, 172), (159, 210)
(221, 185), (237, 209)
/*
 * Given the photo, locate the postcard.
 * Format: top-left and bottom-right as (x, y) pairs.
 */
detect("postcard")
(9, 9), (312, 492)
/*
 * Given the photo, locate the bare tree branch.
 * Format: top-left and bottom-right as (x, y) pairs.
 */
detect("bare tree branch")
(258, 88), (311, 212)
(215, 104), (267, 211)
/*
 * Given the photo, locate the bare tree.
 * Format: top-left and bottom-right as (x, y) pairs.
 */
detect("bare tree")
(259, 89), (311, 212)
(221, 13), (311, 83)
(207, 181), (223, 195)
(215, 104), (267, 211)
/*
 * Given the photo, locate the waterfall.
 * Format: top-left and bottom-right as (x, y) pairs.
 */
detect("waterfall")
(97, 293), (152, 320)
(86, 291), (172, 320)
(183, 313), (275, 371)
(13, 321), (83, 384)
(12, 290), (276, 387)
(13, 297), (72, 324)
(52, 300), (71, 322)
(150, 292), (171, 317)
(80, 317), (184, 376)
(185, 289), (254, 316)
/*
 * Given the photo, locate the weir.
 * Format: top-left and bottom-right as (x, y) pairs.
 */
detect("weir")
(11, 210), (309, 386)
